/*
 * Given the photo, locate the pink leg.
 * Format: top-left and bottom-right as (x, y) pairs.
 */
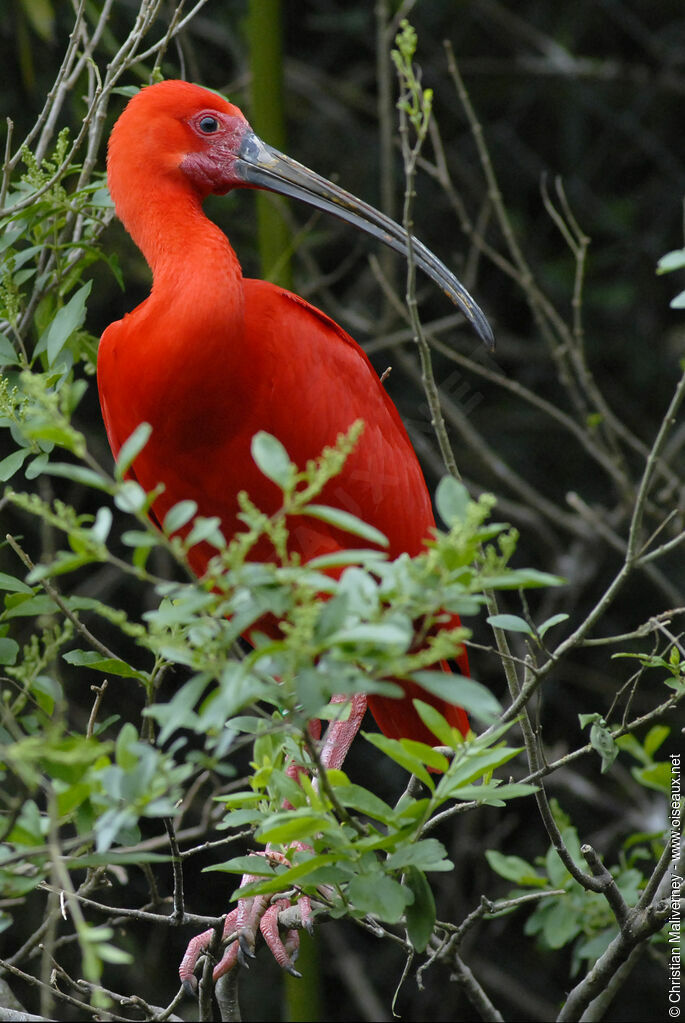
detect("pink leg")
(297, 893), (314, 935)
(259, 898), (301, 976)
(179, 907), (239, 993)
(236, 892), (270, 964)
(179, 696), (366, 992)
(319, 693), (367, 770)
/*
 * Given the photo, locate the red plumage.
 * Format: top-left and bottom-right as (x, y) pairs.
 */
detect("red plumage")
(99, 80), (477, 747)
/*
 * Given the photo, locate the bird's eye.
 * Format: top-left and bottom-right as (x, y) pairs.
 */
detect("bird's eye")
(198, 115), (219, 134)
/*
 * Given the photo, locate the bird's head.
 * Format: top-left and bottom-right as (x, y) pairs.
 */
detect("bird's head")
(107, 80), (251, 206)
(107, 79), (494, 348)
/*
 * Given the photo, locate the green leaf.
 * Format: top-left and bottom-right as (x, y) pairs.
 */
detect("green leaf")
(538, 613), (569, 638)
(332, 784), (396, 826)
(20, 0), (54, 39)
(0, 448), (30, 481)
(115, 722), (139, 770)
(185, 515), (226, 549)
(363, 733), (433, 788)
(450, 781), (537, 805)
(0, 332), (20, 365)
(4, 594), (58, 618)
(25, 453), (49, 479)
(303, 504), (389, 548)
(611, 651), (669, 670)
(435, 475), (470, 526)
(121, 530), (158, 549)
(578, 712), (603, 729)
(211, 854), (343, 897)
(0, 637), (19, 665)
(632, 761), (671, 793)
(205, 854), (278, 876)
(397, 740), (449, 773)
(28, 551), (92, 582)
(412, 671), (501, 723)
(145, 673), (208, 744)
(403, 866), (436, 952)
(56, 781), (92, 817)
(347, 873), (411, 922)
(307, 549), (387, 571)
(589, 721), (618, 773)
(485, 849), (547, 887)
(163, 500), (198, 534)
(482, 570), (565, 589)
(43, 281), (92, 364)
(544, 847), (569, 888)
(114, 480), (147, 513)
(40, 462), (109, 489)
(66, 851), (172, 867)
(515, 569), (566, 587)
(615, 732), (649, 766)
(412, 700), (457, 747)
(214, 790), (264, 809)
(91, 507), (113, 544)
(575, 927), (617, 967)
(486, 613), (533, 636)
(437, 745), (524, 799)
(115, 422), (152, 478)
(28, 677), (61, 715)
(251, 431), (293, 487)
(255, 810), (332, 845)
(542, 897), (581, 949)
(386, 838), (452, 872)
(63, 649), (147, 680)
(656, 248), (685, 273)
(217, 808), (266, 829)
(97, 943), (134, 966)
(0, 572), (33, 594)
(330, 621), (409, 651)
(22, 422), (81, 451)
(644, 725), (670, 758)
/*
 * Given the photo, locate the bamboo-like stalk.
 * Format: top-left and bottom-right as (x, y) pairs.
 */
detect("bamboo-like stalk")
(246, 0), (292, 290)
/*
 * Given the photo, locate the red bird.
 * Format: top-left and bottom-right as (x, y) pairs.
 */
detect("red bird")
(99, 80), (492, 979)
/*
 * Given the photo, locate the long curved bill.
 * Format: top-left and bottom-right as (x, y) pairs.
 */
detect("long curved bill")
(233, 132), (494, 350)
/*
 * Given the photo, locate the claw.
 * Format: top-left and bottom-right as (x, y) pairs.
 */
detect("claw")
(298, 894), (315, 935)
(180, 800), (329, 991)
(179, 908), (239, 992)
(213, 937), (240, 981)
(236, 890), (268, 964)
(181, 975), (199, 997)
(283, 922), (301, 971)
(179, 926), (213, 993)
(260, 899), (302, 977)
(237, 932), (255, 967)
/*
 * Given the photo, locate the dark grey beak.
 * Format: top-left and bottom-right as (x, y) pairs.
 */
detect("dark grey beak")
(233, 132), (494, 350)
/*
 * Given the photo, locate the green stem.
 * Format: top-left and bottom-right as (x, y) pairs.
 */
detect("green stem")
(246, 0), (292, 290)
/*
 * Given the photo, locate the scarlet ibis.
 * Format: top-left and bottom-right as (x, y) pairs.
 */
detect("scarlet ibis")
(98, 79), (492, 980)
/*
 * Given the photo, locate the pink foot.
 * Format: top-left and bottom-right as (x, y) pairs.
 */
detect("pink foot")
(179, 907), (239, 993)
(179, 694), (366, 994)
(179, 855), (315, 990)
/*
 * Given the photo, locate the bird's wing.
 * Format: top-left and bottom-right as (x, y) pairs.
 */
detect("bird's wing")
(242, 278), (435, 558)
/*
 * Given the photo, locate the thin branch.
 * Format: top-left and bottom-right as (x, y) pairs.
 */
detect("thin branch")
(557, 897), (670, 1021)
(5, 535), (122, 662)
(164, 817), (186, 923)
(451, 955), (505, 1022)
